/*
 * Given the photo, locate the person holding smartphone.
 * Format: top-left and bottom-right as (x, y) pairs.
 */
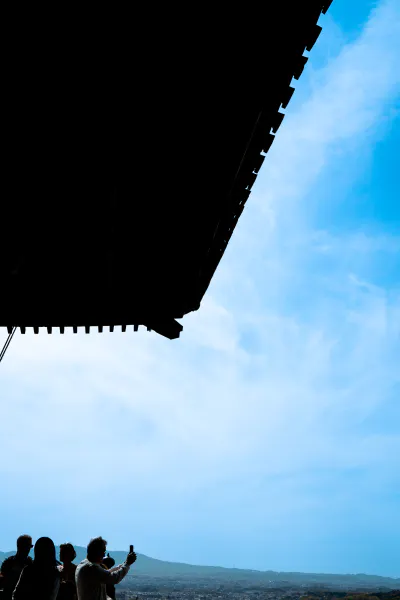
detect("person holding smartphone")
(75, 537), (136, 600)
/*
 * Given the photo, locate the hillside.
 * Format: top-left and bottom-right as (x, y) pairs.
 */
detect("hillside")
(1, 547), (399, 589)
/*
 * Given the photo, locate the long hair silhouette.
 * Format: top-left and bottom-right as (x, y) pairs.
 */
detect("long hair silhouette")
(33, 537), (58, 569)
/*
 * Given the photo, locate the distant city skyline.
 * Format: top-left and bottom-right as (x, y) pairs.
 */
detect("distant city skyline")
(1, 0), (399, 579)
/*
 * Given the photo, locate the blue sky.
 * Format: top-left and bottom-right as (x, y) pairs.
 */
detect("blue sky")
(1, 0), (399, 579)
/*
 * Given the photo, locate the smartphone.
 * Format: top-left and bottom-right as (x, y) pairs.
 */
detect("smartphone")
(129, 545), (134, 553)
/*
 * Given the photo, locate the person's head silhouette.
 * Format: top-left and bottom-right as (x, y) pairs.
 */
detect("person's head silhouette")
(60, 543), (77, 565)
(16, 534), (33, 559)
(33, 537), (58, 569)
(87, 537), (107, 564)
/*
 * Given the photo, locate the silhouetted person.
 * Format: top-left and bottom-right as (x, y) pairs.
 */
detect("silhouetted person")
(12, 536), (61, 600)
(100, 554), (115, 570)
(0, 535), (33, 600)
(57, 543), (77, 600)
(75, 537), (136, 600)
(101, 554), (116, 600)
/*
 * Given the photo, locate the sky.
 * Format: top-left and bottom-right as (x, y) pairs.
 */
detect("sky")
(1, 0), (399, 579)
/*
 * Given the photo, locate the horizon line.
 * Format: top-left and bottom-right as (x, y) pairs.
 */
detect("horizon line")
(0, 546), (399, 580)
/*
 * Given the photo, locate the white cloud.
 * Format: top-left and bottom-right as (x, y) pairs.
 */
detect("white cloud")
(250, 0), (399, 224)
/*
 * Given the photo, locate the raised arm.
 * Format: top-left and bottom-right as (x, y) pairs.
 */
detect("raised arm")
(94, 550), (136, 585)
(108, 565), (123, 574)
(93, 561), (130, 585)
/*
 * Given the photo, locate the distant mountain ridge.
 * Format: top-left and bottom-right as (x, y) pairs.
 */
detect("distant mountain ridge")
(1, 546), (399, 588)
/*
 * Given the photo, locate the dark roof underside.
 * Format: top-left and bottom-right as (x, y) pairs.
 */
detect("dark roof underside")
(1, 2), (332, 339)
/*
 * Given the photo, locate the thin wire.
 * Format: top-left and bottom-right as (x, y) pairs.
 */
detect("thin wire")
(0, 327), (17, 363)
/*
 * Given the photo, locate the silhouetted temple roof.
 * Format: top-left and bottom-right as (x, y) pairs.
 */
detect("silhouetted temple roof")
(2, 2), (332, 340)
